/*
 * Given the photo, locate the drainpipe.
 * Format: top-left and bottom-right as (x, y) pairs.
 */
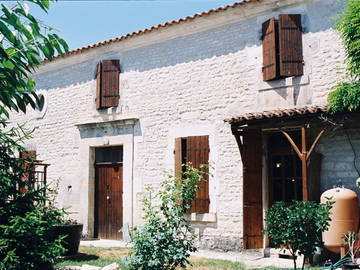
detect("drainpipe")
(131, 122), (135, 228)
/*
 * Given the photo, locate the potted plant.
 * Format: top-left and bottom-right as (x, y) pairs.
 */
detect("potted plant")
(343, 231), (360, 269)
(52, 213), (83, 256)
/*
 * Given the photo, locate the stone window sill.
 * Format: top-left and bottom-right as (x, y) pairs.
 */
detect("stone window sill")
(185, 213), (217, 223)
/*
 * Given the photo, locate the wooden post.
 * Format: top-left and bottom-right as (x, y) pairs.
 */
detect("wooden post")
(301, 127), (309, 201)
(281, 127), (326, 202)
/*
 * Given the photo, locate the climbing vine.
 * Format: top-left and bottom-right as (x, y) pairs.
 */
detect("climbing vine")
(328, 0), (360, 113)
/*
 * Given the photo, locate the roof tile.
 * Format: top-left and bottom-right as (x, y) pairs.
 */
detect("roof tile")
(225, 105), (329, 124)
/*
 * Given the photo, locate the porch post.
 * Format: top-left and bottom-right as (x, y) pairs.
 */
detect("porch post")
(281, 127), (326, 201)
(301, 127), (309, 201)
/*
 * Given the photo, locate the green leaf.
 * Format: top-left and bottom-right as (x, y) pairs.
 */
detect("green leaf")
(3, 60), (15, 70)
(0, 20), (16, 44)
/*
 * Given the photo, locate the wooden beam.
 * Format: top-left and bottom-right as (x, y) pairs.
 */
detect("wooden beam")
(280, 130), (302, 159)
(231, 125), (244, 158)
(306, 129), (326, 161)
(301, 127), (309, 201)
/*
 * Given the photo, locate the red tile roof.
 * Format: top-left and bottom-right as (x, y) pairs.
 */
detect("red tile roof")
(225, 105), (329, 124)
(45, 0), (260, 62)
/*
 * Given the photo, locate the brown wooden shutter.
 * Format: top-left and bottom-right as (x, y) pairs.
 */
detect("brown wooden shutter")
(19, 150), (37, 193)
(20, 150), (36, 160)
(174, 138), (182, 180)
(279, 14), (303, 77)
(96, 60), (120, 109)
(262, 17), (279, 81)
(187, 136), (210, 214)
(96, 62), (102, 110)
(241, 129), (263, 249)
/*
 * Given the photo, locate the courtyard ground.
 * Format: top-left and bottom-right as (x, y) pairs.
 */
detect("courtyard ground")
(55, 240), (313, 269)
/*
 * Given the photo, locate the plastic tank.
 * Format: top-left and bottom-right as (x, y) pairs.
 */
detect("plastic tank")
(321, 187), (359, 253)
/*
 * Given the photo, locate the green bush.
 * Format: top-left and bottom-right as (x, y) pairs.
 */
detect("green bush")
(336, 0), (360, 79)
(328, 81), (360, 113)
(125, 164), (208, 270)
(264, 201), (333, 270)
(327, 0), (360, 113)
(0, 123), (65, 270)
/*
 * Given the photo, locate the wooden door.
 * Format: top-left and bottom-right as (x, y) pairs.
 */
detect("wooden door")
(242, 129), (263, 249)
(94, 147), (123, 240)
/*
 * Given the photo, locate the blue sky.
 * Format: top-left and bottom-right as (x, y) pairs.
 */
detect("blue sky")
(30, 0), (239, 50)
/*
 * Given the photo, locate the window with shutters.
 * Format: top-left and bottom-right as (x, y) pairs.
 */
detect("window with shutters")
(174, 136), (210, 214)
(96, 60), (120, 109)
(262, 14), (303, 81)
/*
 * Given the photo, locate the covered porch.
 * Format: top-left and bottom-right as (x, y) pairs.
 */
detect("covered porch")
(226, 105), (360, 249)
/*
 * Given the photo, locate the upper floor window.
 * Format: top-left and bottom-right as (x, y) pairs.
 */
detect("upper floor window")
(262, 14), (303, 81)
(96, 60), (120, 109)
(174, 135), (210, 214)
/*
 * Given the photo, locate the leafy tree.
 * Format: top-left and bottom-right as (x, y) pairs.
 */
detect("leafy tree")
(336, 0), (360, 79)
(0, 0), (68, 118)
(328, 0), (360, 113)
(125, 164), (208, 270)
(0, 121), (65, 270)
(264, 201), (333, 270)
(0, 1), (68, 269)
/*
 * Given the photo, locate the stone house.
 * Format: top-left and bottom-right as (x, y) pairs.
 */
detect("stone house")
(10, 0), (360, 251)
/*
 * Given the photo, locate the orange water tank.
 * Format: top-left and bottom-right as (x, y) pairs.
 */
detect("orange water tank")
(321, 187), (359, 253)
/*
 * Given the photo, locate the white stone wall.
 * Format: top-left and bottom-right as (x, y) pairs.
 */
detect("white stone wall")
(9, 0), (347, 250)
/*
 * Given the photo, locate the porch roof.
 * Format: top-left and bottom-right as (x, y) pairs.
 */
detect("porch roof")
(225, 105), (328, 125)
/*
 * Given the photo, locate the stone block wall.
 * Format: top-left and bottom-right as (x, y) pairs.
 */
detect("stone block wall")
(9, 0), (347, 250)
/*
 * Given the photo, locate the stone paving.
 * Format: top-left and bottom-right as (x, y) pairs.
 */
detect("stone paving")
(79, 240), (304, 269)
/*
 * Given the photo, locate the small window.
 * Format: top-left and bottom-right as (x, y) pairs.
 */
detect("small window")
(36, 94), (45, 111)
(34, 92), (48, 119)
(96, 60), (120, 110)
(262, 14), (303, 81)
(95, 146), (123, 164)
(174, 136), (210, 214)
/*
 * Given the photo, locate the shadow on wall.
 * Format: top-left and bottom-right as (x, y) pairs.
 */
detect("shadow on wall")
(33, 0), (341, 91)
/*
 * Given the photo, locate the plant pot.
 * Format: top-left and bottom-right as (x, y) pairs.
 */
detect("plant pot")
(52, 224), (83, 256)
(343, 262), (360, 270)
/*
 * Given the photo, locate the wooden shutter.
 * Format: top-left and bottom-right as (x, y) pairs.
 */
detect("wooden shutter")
(262, 17), (279, 81)
(279, 14), (303, 77)
(19, 151), (37, 193)
(96, 63), (102, 110)
(96, 60), (120, 109)
(187, 136), (210, 214)
(241, 129), (263, 249)
(20, 150), (36, 160)
(174, 138), (183, 180)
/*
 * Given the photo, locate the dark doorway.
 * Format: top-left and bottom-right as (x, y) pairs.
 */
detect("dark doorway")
(94, 146), (123, 240)
(267, 131), (302, 206)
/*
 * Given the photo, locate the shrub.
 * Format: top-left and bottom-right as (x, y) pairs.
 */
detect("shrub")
(327, 0), (360, 113)
(264, 200), (333, 270)
(336, 0), (360, 79)
(0, 123), (65, 270)
(125, 164), (208, 270)
(328, 81), (360, 113)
